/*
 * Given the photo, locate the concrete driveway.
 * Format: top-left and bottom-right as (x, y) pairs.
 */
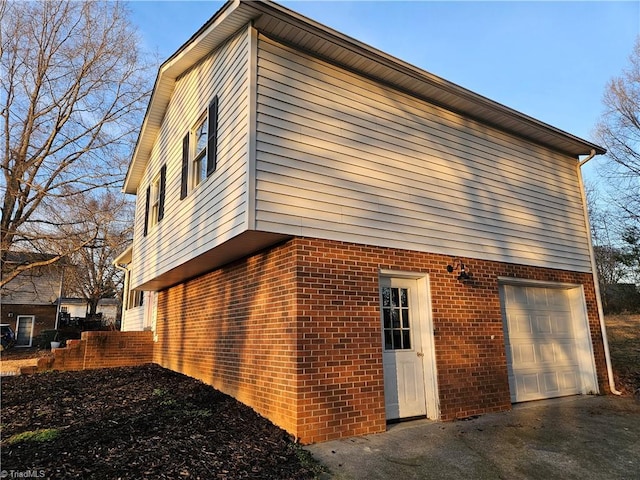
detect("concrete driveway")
(306, 396), (640, 480)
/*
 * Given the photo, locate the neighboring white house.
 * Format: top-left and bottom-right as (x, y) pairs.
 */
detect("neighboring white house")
(118, 0), (612, 443)
(58, 298), (87, 319)
(58, 297), (121, 327)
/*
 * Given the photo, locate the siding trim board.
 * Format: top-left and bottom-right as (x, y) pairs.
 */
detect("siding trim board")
(246, 25), (259, 230)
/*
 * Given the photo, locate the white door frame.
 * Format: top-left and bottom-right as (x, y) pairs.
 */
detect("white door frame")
(498, 277), (599, 401)
(15, 315), (35, 347)
(379, 269), (439, 420)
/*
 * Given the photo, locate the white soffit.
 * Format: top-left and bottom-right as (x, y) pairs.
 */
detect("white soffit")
(124, 0), (605, 194)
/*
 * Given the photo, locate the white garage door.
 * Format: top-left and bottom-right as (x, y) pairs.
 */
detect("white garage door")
(501, 284), (593, 403)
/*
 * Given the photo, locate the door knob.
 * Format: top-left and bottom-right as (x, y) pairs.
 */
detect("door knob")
(417, 351), (424, 357)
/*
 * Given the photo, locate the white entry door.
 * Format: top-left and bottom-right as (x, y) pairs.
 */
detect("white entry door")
(380, 276), (432, 420)
(15, 315), (35, 347)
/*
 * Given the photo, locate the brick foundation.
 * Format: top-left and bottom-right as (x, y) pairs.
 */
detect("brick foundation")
(154, 237), (608, 443)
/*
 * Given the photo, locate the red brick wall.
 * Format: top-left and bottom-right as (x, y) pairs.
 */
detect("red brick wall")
(154, 242), (300, 437)
(155, 237), (608, 443)
(0, 304), (57, 345)
(293, 239), (387, 442)
(34, 331), (154, 372)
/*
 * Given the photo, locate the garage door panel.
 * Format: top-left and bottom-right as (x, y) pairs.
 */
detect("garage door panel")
(511, 341), (578, 367)
(531, 288), (549, 307)
(513, 369), (580, 402)
(510, 314), (533, 334)
(504, 285), (569, 310)
(553, 342), (578, 365)
(519, 373), (540, 397)
(542, 371), (560, 393)
(551, 314), (573, 335)
(545, 288), (567, 311)
(511, 343), (536, 364)
(506, 312), (573, 336)
(539, 342), (555, 363)
(501, 284), (593, 403)
(536, 315), (552, 333)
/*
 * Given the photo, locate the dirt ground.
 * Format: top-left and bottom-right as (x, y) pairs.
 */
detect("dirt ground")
(605, 314), (640, 395)
(0, 347), (53, 375)
(0, 364), (325, 479)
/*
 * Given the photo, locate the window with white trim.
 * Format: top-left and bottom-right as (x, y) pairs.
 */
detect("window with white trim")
(193, 114), (208, 187)
(143, 164), (166, 236)
(150, 173), (161, 228)
(127, 290), (144, 310)
(181, 95), (218, 199)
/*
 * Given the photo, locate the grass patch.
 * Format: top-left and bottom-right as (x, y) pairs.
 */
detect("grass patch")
(6, 428), (60, 445)
(152, 387), (178, 407)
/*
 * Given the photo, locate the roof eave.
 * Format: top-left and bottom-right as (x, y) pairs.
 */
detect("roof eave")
(248, 1), (605, 158)
(124, 0), (604, 195)
(124, 0), (248, 194)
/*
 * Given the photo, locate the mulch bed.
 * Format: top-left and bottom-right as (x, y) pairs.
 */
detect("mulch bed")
(0, 365), (326, 479)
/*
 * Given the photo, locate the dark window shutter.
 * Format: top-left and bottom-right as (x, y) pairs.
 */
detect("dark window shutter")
(158, 164), (166, 221)
(180, 133), (189, 199)
(206, 95), (218, 176)
(143, 185), (150, 237)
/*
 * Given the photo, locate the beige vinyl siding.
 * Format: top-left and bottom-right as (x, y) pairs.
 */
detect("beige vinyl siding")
(254, 35), (592, 272)
(121, 306), (145, 332)
(131, 29), (250, 289)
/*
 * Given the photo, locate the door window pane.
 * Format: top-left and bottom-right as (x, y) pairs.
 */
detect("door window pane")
(391, 288), (399, 308)
(383, 309), (391, 329)
(384, 330), (393, 350)
(402, 309), (410, 328)
(381, 286), (412, 350)
(402, 330), (411, 349)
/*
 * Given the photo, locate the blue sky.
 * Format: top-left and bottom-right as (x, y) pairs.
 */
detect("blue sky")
(128, 1), (640, 181)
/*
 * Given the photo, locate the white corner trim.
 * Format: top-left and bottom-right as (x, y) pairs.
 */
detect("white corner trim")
(246, 24), (258, 231)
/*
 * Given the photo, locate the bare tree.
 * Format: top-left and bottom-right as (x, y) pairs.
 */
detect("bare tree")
(595, 37), (640, 222)
(587, 182), (625, 306)
(62, 190), (133, 317)
(0, 0), (151, 285)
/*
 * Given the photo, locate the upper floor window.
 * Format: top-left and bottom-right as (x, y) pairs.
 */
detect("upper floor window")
(193, 114), (208, 187)
(150, 173), (161, 228)
(144, 164), (166, 236)
(181, 95), (218, 199)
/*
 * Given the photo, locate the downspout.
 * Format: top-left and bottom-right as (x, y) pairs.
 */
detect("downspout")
(578, 149), (622, 395)
(113, 263), (129, 331)
(54, 267), (65, 330)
